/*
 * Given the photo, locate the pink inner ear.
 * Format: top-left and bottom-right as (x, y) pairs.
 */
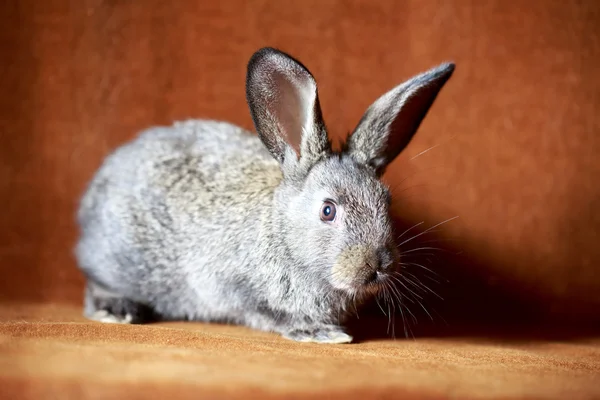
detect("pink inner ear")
(267, 69), (316, 158)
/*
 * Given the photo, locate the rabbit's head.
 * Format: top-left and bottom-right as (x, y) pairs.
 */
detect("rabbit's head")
(246, 48), (454, 296)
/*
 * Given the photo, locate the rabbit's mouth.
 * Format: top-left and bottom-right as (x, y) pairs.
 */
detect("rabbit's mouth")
(349, 270), (390, 298)
(330, 267), (392, 298)
(361, 269), (389, 289)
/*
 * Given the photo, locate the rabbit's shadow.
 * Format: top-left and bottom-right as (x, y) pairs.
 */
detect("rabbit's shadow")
(344, 213), (600, 344)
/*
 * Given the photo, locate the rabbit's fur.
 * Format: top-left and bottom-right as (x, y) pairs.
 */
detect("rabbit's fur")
(75, 47), (454, 343)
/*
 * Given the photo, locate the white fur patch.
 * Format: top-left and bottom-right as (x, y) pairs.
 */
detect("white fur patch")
(89, 310), (133, 324)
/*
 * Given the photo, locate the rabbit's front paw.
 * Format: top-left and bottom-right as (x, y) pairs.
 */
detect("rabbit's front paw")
(283, 326), (353, 344)
(85, 282), (156, 324)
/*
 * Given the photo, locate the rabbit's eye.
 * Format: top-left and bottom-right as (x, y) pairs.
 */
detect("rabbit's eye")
(320, 201), (336, 222)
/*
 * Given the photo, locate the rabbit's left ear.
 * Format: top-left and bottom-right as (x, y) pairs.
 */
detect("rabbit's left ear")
(344, 63), (455, 176)
(246, 47), (331, 173)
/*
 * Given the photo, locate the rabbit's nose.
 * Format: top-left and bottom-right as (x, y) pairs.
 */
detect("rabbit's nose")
(376, 247), (394, 271)
(365, 255), (381, 272)
(364, 249), (393, 283)
(365, 269), (382, 284)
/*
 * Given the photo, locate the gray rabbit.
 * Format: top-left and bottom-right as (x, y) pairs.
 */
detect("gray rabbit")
(75, 47), (454, 343)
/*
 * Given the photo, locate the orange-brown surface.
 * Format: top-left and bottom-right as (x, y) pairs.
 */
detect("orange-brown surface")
(2, 304), (600, 400)
(1, 1), (599, 399)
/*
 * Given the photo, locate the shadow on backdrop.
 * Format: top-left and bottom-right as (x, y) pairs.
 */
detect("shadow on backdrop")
(347, 207), (600, 343)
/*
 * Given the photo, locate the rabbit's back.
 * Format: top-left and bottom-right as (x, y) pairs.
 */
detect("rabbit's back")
(76, 120), (282, 320)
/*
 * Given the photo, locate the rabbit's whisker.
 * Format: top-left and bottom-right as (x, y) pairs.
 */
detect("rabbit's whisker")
(397, 216), (459, 247)
(399, 262), (441, 279)
(396, 221), (425, 242)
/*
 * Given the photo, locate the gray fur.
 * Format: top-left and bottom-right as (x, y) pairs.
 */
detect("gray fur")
(75, 47), (454, 343)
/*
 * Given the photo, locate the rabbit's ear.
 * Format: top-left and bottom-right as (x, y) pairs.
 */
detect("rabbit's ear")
(344, 63), (455, 176)
(246, 48), (330, 171)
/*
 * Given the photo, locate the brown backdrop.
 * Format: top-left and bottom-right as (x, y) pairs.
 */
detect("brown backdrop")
(1, 0), (599, 331)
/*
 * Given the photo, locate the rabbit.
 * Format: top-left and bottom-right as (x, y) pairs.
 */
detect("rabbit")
(75, 47), (454, 344)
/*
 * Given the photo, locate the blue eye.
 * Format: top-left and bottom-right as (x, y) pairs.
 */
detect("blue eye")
(320, 201), (336, 222)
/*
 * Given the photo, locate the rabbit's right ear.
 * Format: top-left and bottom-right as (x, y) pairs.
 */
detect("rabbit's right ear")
(344, 63), (455, 176)
(246, 48), (331, 173)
